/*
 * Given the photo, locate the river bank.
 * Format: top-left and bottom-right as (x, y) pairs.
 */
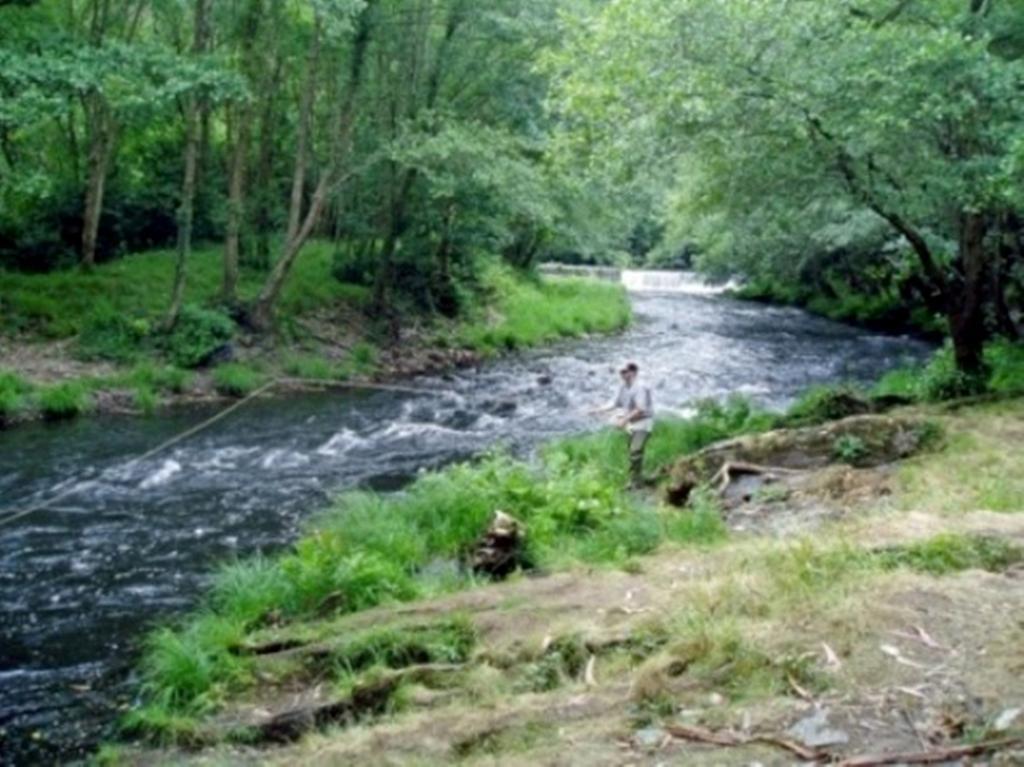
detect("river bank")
(103, 389), (1024, 766)
(0, 247), (631, 427)
(0, 288), (933, 764)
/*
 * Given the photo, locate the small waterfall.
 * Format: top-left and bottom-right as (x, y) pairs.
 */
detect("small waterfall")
(538, 263), (733, 294)
(620, 269), (733, 295)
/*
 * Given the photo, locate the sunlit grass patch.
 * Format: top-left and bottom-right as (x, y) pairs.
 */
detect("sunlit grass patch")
(896, 400), (1024, 514)
(212, 363), (267, 397)
(0, 370), (33, 421)
(36, 380), (92, 419)
(457, 263), (630, 355)
(875, 533), (1023, 575)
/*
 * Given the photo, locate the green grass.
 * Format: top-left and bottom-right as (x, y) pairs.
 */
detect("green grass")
(36, 380), (92, 419)
(0, 370), (33, 421)
(875, 533), (1023, 575)
(456, 263), (630, 355)
(212, 363), (267, 397)
(128, 400), (746, 734)
(873, 339), (1024, 403)
(0, 241), (361, 341)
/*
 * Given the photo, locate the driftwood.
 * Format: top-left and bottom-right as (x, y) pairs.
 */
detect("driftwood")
(710, 460), (799, 494)
(665, 722), (1021, 766)
(835, 738), (1024, 767)
(255, 663), (465, 743)
(665, 722), (823, 761)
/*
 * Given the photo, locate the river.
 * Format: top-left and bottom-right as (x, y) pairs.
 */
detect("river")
(0, 280), (931, 764)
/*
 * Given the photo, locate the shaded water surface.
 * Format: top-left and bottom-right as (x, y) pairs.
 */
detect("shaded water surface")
(0, 287), (930, 763)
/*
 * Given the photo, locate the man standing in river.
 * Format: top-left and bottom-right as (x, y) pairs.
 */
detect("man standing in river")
(592, 362), (655, 488)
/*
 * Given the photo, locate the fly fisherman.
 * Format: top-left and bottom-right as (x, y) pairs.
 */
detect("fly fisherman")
(591, 362), (655, 488)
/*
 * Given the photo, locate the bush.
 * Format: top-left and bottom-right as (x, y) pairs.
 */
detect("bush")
(0, 370), (32, 421)
(124, 362), (193, 394)
(75, 303), (150, 363)
(212, 364), (266, 397)
(161, 305), (235, 369)
(284, 355), (337, 381)
(918, 343), (986, 401)
(985, 340), (1024, 395)
(37, 381), (91, 419)
(784, 384), (868, 426)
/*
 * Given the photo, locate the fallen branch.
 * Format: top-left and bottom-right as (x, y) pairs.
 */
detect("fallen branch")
(836, 738), (1024, 766)
(711, 461), (799, 494)
(665, 723), (823, 761)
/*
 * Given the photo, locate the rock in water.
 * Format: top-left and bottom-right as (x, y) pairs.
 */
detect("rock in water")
(470, 511), (525, 578)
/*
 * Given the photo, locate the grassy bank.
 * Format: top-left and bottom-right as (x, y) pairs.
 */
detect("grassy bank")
(0, 247), (630, 425)
(116, 338), (1024, 744)
(731, 278), (947, 338)
(124, 404), (749, 739)
(110, 388), (1024, 763)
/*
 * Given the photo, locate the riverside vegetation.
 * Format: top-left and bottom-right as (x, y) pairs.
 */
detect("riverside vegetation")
(0, 245), (630, 424)
(98, 339), (1024, 763)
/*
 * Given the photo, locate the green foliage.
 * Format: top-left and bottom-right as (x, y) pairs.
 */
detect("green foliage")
(785, 385), (866, 426)
(211, 364), (265, 397)
(0, 370), (32, 420)
(327, 619), (476, 676)
(645, 397), (776, 472)
(122, 362), (192, 395)
(36, 380), (91, 419)
(985, 340), (1024, 395)
(918, 344), (987, 402)
(162, 305), (235, 369)
(663, 486), (728, 546)
(832, 434), (868, 464)
(876, 534), (1023, 576)
(458, 265), (631, 355)
(283, 355), (338, 381)
(76, 303), (151, 363)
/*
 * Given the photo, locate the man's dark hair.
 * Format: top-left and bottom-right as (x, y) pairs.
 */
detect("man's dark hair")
(622, 362), (639, 373)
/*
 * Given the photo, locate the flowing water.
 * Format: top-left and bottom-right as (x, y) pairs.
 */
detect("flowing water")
(0, 282), (931, 764)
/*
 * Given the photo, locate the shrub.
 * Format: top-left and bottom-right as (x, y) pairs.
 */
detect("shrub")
(75, 303), (150, 363)
(349, 342), (377, 372)
(0, 371), (32, 421)
(985, 340), (1024, 395)
(784, 384), (868, 426)
(125, 362), (193, 394)
(162, 305), (234, 369)
(284, 355), (337, 381)
(37, 380), (91, 419)
(917, 343), (986, 401)
(832, 434), (868, 463)
(876, 534), (1022, 575)
(212, 364), (266, 397)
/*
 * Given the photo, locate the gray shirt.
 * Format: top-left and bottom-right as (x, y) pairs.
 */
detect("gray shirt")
(611, 382), (654, 433)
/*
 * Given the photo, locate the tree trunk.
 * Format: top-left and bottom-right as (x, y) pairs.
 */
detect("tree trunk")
(81, 96), (114, 270)
(247, 6), (373, 332)
(948, 212), (990, 375)
(223, 106), (249, 304)
(164, 0), (211, 329)
(252, 55), (284, 269)
(286, 16), (321, 244)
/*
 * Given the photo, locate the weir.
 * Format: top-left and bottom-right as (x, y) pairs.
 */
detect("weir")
(537, 264), (734, 295)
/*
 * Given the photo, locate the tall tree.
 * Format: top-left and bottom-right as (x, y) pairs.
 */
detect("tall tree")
(165, 0), (212, 328)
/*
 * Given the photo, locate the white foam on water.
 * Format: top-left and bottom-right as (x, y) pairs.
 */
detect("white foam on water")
(259, 449), (310, 470)
(315, 429), (367, 456)
(620, 270), (736, 295)
(139, 459), (182, 489)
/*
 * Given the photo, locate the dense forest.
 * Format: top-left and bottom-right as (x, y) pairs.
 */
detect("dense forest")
(1, 0), (1022, 373)
(0, 0), (638, 335)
